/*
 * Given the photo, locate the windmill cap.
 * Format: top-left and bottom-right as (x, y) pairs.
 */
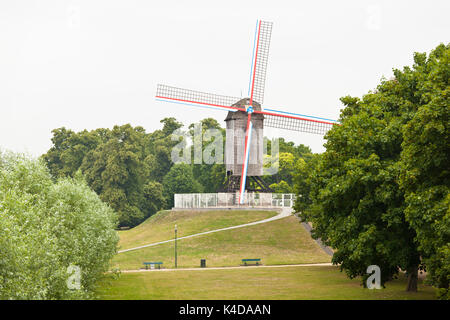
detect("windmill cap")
(231, 98), (262, 111)
(225, 98), (264, 121)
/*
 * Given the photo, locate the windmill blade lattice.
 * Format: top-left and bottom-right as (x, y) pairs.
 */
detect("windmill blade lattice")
(262, 113), (335, 135)
(156, 84), (243, 111)
(249, 21), (273, 105)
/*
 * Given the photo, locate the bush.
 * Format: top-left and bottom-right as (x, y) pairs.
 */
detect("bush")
(0, 151), (119, 299)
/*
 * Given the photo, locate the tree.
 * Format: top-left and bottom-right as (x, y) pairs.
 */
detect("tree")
(264, 138), (313, 188)
(80, 125), (149, 227)
(269, 180), (292, 193)
(148, 117), (183, 181)
(298, 47), (448, 290)
(163, 163), (202, 208)
(0, 151), (118, 299)
(293, 154), (321, 214)
(398, 44), (449, 298)
(189, 118), (226, 192)
(271, 137), (312, 160)
(265, 151), (297, 191)
(275, 152), (296, 184)
(42, 128), (103, 178)
(143, 181), (166, 219)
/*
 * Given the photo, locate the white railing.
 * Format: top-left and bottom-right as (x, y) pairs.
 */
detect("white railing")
(174, 193), (296, 209)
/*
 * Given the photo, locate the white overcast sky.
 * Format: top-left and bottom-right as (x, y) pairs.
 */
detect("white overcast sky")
(0, 0), (449, 156)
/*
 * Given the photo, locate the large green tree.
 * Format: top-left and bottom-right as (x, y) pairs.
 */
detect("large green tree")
(148, 117), (183, 181)
(292, 153), (321, 213)
(189, 118), (226, 192)
(80, 124), (151, 227)
(398, 44), (449, 298)
(0, 151), (118, 299)
(163, 163), (202, 208)
(43, 127), (104, 178)
(264, 138), (313, 191)
(298, 44), (449, 293)
(299, 58), (447, 292)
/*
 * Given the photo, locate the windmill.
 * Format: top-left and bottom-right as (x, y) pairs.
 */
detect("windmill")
(156, 20), (339, 204)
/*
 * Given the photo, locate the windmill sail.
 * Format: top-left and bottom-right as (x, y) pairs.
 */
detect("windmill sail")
(237, 20), (273, 204)
(156, 84), (243, 112)
(249, 21), (273, 106)
(262, 112), (336, 135)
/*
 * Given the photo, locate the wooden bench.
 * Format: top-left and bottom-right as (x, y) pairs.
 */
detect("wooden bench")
(143, 262), (163, 270)
(241, 258), (261, 266)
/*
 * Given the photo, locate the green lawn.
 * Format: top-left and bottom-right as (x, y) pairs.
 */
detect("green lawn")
(97, 265), (437, 300)
(118, 209), (278, 250)
(113, 216), (331, 270)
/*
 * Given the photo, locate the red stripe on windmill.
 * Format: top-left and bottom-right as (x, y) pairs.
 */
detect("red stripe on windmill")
(156, 20), (339, 205)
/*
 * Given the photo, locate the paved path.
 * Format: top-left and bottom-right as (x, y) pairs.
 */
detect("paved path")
(120, 262), (334, 273)
(118, 207), (293, 254)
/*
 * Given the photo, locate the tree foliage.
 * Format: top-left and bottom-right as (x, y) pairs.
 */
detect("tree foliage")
(264, 138), (313, 191)
(398, 44), (449, 298)
(163, 164), (202, 208)
(80, 124), (154, 227)
(0, 151), (118, 299)
(189, 118), (227, 193)
(43, 122), (177, 227)
(292, 154), (321, 213)
(295, 44), (449, 296)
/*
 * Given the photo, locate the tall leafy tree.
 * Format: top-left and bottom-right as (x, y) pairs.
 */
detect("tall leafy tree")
(270, 137), (312, 160)
(43, 128), (103, 178)
(293, 153), (321, 213)
(189, 118), (226, 192)
(148, 117), (183, 181)
(268, 152), (296, 192)
(163, 163), (202, 208)
(0, 151), (118, 299)
(297, 45), (450, 291)
(80, 124), (149, 227)
(398, 44), (449, 298)
(264, 137), (313, 189)
(143, 180), (166, 217)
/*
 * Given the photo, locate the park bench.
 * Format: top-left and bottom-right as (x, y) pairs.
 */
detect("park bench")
(241, 258), (261, 266)
(143, 262), (163, 270)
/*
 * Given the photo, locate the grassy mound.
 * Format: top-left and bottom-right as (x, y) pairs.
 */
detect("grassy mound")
(118, 209), (278, 251)
(113, 216), (331, 270)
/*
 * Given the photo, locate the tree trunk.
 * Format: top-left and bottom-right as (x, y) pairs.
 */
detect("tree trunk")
(406, 265), (418, 292)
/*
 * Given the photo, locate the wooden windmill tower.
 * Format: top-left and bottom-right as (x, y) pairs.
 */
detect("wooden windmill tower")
(156, 20), (339, 204)
(223, 98), (266, 193)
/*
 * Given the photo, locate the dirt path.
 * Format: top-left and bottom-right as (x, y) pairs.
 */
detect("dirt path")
(118, 207), (293, 254)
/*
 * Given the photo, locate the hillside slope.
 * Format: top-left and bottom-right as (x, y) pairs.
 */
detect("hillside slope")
(113, 215), (331, 270)
(118, 209), (278, 251)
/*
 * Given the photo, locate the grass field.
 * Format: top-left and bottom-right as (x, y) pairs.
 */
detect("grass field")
(112, 216), (331, 270)
(97, 265), (437, 300)
(118, 209), (278, 250)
